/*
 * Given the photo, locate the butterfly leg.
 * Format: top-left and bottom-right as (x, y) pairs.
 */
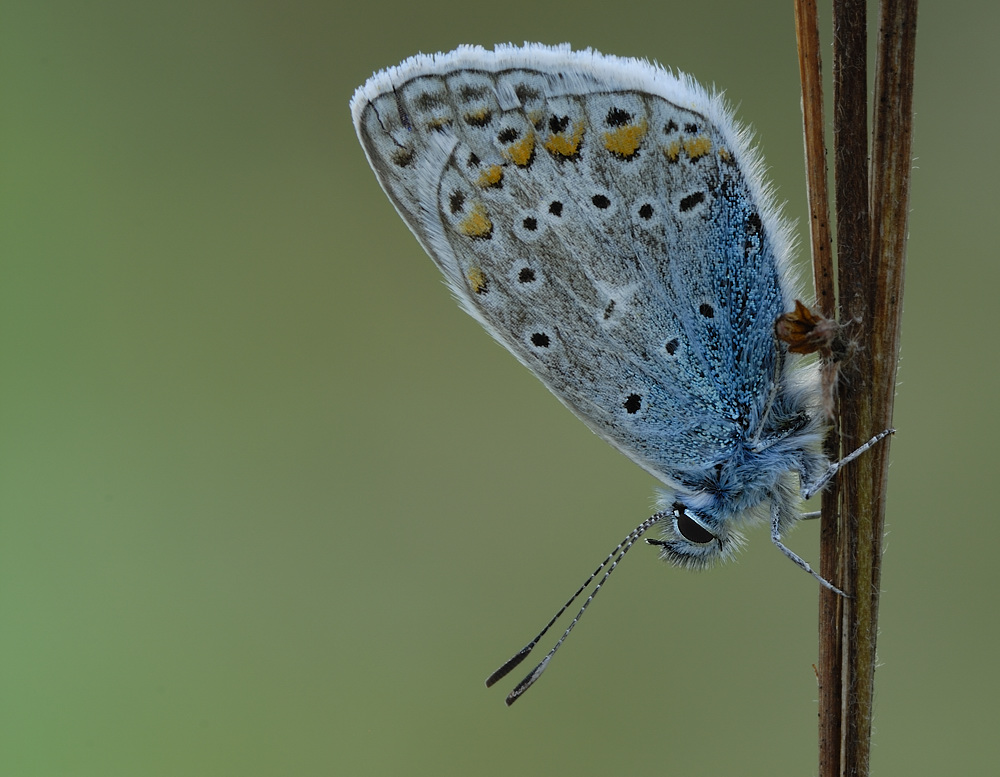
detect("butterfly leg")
(801, 428), (895, 500)
(770, 502), (847, 596)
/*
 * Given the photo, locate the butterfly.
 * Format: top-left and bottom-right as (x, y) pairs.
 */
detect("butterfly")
(351, 43), (891, 704)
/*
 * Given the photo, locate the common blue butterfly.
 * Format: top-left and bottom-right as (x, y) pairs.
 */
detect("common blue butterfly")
(351, 43), (891, 704)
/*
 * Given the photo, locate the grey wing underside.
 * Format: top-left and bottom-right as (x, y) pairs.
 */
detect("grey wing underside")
(354, 61), (790, 483)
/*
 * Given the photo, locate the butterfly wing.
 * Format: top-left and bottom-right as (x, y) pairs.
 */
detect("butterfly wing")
(352, 44), (796, 483)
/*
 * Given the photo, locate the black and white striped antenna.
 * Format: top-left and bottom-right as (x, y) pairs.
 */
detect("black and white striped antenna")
(485, 513), (666, 705)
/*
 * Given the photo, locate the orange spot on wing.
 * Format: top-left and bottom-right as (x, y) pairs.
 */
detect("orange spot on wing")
(458, 203), (493, 239)
(463, 107), (492, 126)
(544, 121), (585, 157)
(467, 266), (488, 294)
(477, 165), (503, 187)
(506, 132), (535, 166)
(425, 117), (452, 131)
(684, 135), (712, 159)
(603, 119), (648, 158)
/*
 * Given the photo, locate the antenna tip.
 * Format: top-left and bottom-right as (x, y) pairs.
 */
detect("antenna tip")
(485, 644), (534, 688)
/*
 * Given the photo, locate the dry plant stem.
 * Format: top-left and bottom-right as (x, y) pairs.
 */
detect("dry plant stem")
(795, 0), (837, 320)
(832, 0), (917, 774)
(845, 0), (916, 774)
(798, 0), (914, 772)
(869, 0), (916, 426)
(792, 1), (842, 774)
(833, 0), (873, 773)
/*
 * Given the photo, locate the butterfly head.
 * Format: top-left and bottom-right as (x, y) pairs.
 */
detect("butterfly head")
(647, 501), (745, 568)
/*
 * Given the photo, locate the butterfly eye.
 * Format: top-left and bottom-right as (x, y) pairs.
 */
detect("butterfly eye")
(673, 504), (717, 545)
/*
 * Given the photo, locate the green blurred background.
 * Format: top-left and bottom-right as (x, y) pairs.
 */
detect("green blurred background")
(2, 1), (995, 774)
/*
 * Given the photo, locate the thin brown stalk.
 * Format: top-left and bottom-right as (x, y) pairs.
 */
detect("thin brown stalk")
(792, 1), (842, 774)
(840, 0), (917, 774)
(799, 0), (917, 775)
(833, 0), (874, 773)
